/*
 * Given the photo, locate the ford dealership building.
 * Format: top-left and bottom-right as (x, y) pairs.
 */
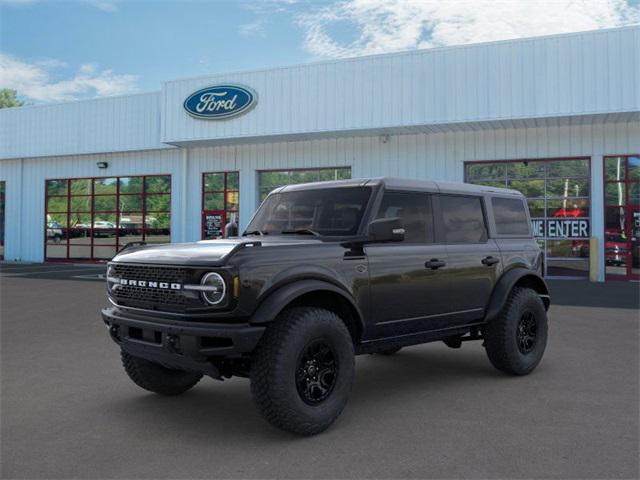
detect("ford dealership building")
(0, 26), (638, 281)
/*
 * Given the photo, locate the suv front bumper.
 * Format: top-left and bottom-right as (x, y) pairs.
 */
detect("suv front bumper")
(101, 306), (265, 378)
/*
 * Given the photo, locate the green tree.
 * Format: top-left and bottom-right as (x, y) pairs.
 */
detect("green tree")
(0, 89), (24, 109)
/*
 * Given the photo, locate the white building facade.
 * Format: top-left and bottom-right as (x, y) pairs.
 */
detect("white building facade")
(1, 27), (638, 281)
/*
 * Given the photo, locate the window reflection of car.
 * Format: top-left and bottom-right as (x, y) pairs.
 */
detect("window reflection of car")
(605, 230), (628, 266)
(93, 221), (116, 237)
(46, 222), (63, 243)
(68, 222), (91, 238)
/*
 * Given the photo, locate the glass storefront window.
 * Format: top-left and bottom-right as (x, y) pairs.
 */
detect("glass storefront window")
(507, 179), (545, 198)
(45, 175), (171, 261)
(202, 171), (240, 240)
(603, 155), (640, 280)
(506, 161), (546, 179)
(466, 163), (506, 180)
(258, 167), (352, 201)
(605, 183), (626, 206)
(465, 158), (591, 278)
(546, 179), (589, 197)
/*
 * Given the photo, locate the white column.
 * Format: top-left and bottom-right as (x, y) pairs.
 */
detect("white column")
(590, 155), (605, 282)
(239, 169), (258, 232)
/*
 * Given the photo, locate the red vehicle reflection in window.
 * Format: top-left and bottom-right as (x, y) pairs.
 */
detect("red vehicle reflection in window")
(604, 230), (628, 266)
(553, 207), (586, 218)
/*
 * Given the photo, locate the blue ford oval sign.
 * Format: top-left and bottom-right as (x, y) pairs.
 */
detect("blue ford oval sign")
(183, 84), (257, 120)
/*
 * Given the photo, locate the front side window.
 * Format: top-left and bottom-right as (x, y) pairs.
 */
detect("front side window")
(375, 191), (433, 243)
(246, 187), (371, 237)
(440, 195), (487, 244)
(492, 197), (531, 236)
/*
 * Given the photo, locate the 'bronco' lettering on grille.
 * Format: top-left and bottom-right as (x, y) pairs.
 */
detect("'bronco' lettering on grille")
(119, 278), (181, 290)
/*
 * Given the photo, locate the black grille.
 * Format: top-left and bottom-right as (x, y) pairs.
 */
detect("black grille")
(113, 285), (188, 307)
(111, 264), (187, 284)
(110, 264), (195, 311)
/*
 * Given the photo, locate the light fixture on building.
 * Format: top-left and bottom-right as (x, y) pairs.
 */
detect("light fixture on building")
(380, 134), (390, 144)
(96, 162), (109, 169)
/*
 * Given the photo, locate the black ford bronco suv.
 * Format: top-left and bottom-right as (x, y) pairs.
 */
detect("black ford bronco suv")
(102, 177), (550, 435)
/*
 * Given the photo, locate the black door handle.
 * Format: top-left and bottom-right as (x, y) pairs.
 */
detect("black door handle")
(425, 259), (446, 270)
(482, 256), (500, 266)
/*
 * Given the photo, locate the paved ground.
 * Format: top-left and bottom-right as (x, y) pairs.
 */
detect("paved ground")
(1, 263), (638, 479)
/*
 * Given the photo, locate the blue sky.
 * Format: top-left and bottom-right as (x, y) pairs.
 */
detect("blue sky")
(1, 0), (639, 103)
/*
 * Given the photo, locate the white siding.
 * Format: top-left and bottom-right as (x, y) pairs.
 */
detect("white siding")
(0, 92), (168, 160)
(3, 120), (635, 283)
(162, 27), (639, 145)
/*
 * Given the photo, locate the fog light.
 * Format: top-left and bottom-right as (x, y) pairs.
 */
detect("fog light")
(200, 272), (226, 305)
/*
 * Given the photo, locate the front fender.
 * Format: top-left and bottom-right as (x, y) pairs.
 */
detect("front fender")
(249, 279), (364, 329)
(485, 268), (550, 322)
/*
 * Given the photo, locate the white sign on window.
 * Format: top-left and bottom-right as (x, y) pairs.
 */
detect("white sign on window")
(531, 219), (590, 238)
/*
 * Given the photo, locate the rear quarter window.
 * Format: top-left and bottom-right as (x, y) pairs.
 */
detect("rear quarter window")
(492, 197), (531, 236)
(440, 195), (488, 243)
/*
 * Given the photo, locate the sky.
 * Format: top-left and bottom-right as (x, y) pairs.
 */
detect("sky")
(1, 0), (639, 104)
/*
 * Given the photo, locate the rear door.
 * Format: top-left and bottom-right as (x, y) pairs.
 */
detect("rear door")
(365, 191), (451, 338)
(437, 194), (501, 324)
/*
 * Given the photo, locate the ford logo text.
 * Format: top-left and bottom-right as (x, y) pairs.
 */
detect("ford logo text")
(183, 84), (257, 120)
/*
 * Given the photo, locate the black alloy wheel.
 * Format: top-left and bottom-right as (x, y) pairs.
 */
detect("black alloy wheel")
(483, 287), (548, 376)
(296, 340), (338, 405)
(516, 311), (537, 354)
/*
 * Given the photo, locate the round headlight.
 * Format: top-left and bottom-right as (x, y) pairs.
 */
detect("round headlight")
(106, 264), (116, 293)
(201, 272), (226, 305)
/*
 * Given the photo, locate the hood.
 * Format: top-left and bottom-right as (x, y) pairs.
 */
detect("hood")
(111, 236), (323, 266)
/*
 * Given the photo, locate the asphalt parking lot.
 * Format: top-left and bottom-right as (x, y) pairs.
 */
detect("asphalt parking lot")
(1, 263), (638, 479)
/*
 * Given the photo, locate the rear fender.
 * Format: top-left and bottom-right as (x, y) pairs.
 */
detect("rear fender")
(485, 268), (550, 322)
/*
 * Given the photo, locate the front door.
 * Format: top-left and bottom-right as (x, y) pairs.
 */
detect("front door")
(365, 191), (451, 339)
(604, 156), (640, 280)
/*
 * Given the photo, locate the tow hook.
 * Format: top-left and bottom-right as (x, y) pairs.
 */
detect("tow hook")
(166, 334), (180, 353)
(108, 324), (121, 342)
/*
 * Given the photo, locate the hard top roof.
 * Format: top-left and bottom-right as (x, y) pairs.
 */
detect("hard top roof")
(276, 177), (523, 197)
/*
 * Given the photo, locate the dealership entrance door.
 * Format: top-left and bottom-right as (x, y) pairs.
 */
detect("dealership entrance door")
(202, 172), (239, 239)
(604, 156), (639, 280)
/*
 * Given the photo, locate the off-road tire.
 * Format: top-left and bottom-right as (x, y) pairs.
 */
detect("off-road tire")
(376, 346), (402, 355)
(250, 307), (355, 436)
(121, 350), (202, 395)
(484, 287), (548, 376)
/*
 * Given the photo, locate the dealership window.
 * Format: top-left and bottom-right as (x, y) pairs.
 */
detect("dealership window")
(45, 175), (171, 261)
(466, 158), (591, 277)
(258, 167), (351, 201)
(603, 155), (639, 280)
(0, 181), (5, 260)
(202, 172), (239, 239)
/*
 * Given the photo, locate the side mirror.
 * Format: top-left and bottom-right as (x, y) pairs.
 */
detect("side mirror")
(367, 217), (405, 243)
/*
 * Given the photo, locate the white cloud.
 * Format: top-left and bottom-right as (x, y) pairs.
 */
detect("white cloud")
(298, 0), (640, 58)
(239, 19), (266, 37)
(0, 53), (138, 102)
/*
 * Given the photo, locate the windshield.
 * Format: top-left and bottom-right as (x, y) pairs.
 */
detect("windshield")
(246, 187), (372, 237)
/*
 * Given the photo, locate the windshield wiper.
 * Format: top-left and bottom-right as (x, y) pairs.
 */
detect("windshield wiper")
(243, 230), (267, 236)
(281, 228), (321, 237)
